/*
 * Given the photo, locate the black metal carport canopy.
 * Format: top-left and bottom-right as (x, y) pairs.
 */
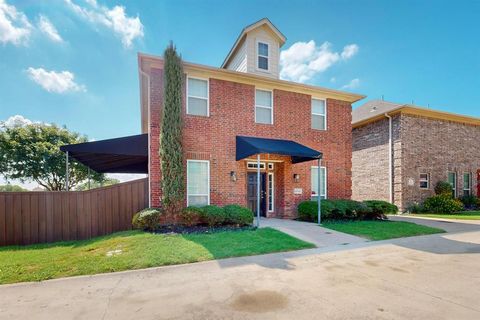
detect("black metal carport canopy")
(60, 134), (148, 173)
(236, 136), (322, 163)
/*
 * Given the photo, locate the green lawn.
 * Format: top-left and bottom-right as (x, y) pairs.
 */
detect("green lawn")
(322, 220), (445, 241)
(0, 228), (313, 285)
(410, 211), (480, 220)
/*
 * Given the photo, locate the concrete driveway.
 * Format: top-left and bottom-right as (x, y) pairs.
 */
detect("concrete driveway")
(1, 219), (480, 320)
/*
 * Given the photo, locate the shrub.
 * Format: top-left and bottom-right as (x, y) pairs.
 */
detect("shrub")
(363, 200), (399, 215)
(200, 205), (226, 227)
(434, 181), (453, 197)
(423, 195), (463, 214)
(224, 204), (254, 226)
(297, 199), (373, 222)
(407, 202), (424, 214)
(180, 206), (204, 227)
(459, 195), (478, 210)
(132, 208), (162, 231)
(298, 201), (319, 222)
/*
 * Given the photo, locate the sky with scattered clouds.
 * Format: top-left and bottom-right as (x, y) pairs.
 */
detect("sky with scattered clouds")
(1, 0), (480, 188)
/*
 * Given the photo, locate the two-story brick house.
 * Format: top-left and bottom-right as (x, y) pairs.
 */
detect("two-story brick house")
(352, 100), (480, 211)
(138, 18), (364, 220)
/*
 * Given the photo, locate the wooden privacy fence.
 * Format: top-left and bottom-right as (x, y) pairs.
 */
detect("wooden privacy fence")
(0, 178), (148, 247)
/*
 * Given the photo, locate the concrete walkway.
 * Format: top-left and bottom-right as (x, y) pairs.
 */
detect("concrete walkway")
(261, 218), (367, 247)
(389, 215), (480, 233)
(1, 224), (479, 319)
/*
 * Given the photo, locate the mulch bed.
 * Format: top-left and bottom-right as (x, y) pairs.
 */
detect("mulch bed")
(154, 225), (256, 235)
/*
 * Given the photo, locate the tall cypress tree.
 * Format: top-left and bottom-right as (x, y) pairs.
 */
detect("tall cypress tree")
(160, 43), (184, 213)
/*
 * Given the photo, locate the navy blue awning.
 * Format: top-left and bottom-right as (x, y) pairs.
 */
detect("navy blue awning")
(236, 136), (322, 164)
(60, 134), (148, 173)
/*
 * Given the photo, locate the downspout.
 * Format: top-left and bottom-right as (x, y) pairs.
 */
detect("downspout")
(139, 68), (151, 207)
(385, 113), (393, 204)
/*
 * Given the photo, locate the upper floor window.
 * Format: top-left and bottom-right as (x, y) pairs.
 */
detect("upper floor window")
(448, 172), (457, 197)
(187, 77), (209, 116)
(255, 89), (273, 124)
(419, 173), (429, 189)
(257, 42), (269, 71)
(311, 98), (326, 130)
(463, 172), (472, 196)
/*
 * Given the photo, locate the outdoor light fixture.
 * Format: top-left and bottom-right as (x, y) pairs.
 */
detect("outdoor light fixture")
(293, 173), (300, 182)
(230, 171), (237, 182)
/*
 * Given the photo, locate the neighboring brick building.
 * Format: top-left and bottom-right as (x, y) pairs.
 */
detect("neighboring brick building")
(138, 18), (364, 220)
(352, 100), (480, 211)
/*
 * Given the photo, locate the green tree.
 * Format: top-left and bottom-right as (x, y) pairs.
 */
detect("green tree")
(160, 43), (185, 213)
(0, 123), (104, 191)
(75, 178), (120, 191)
(0, 185), (28, 192)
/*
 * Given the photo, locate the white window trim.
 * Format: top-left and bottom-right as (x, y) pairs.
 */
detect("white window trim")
(448, 171), (457, 197)
(463, 172), (472, 195)
(255, 88), (273, 125)
(311, 97), (327, 131)
(311, 166), (327, 199)
(256, 40), (270, 72)
(268, 163), (274, 170)
(186, 76), (209, 117)
(186, 160), (210, 207)
(419, 173), (430, 189)
(247, 161), (266, 170)
(268, 172), (274, 212)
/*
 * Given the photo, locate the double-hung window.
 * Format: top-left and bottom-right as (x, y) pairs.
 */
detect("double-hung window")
(255, 89), (273, 124)
(187, 77), (209, 116)
(463, 172), (472, 196)
(187, 160), (210, 207)
(448, 172), (457, 197)
(257, 42), (269, 71)
(311, 166), (327, 201)
(311, 99), (327, 130)
(419, 173), (429, 189)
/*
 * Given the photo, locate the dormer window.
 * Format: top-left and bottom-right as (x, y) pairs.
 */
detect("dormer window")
(257, 42), (269, 71)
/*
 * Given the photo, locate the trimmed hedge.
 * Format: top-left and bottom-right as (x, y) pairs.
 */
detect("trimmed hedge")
(180, 206), (204, 227)
(423, 195), (463, 214)
(364, 200), (399, 215)
(297, 199), (378, 222)
(297, 199), (399, 222)
(199, 205), (226, 227)
(132, 208), (162, 231)
(224, 204), (254, 226)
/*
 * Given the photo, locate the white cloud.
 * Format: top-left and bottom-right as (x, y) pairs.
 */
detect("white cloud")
(27, 67), (86, 93)
(280, 40), (359, 83)
(341, 78), (360, 90)
(0, 0), (32, 45)
(65, 0), (143, 48)
(341, 44), (359, 59)
(1, 114), (32, 128)
(37, 15), (63, 43)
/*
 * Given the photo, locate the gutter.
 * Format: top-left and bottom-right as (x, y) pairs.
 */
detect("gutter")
(384, 113), (393, 204)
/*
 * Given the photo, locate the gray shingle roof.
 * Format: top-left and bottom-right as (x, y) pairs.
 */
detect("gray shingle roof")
(352, 100), (403, 124)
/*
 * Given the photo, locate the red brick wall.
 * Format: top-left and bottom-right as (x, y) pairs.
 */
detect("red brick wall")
(149, 68), (163, 207)
(149, 68), (352, 218)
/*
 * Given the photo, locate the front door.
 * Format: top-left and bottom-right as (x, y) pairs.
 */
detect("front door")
(477, 170), (480, 196)
(247, 172), (267, 217)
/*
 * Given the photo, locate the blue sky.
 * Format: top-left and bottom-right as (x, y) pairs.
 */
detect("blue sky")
(1, 0), (480, 143)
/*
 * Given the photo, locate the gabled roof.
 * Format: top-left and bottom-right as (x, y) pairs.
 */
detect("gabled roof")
(221, 18), (286, 69)
(353, 99), (480, 128)
(352, 100), (402, 124)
